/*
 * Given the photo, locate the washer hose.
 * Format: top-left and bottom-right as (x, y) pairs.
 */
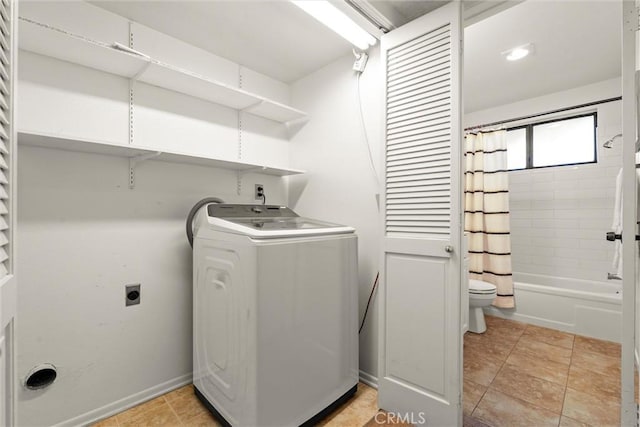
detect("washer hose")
(186, 197), (224, 248)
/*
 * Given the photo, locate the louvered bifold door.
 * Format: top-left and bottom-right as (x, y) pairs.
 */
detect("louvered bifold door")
(386, 24), (452, 236)
(378, 3), (462, 426)
(0, 0), (10, 278)
(0, 0), (16, 425)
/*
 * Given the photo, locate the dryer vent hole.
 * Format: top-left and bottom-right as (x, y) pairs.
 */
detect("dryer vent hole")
(25, 365), (57, 390)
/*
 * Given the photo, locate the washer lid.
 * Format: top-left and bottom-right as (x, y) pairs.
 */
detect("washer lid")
(206, 204), (355, 238)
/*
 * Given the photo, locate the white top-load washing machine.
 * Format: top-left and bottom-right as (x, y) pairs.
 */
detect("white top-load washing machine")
(192, 204), (359, 426)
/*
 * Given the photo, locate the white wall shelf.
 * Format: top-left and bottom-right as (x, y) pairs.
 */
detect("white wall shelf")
(19, 17), (150, 79)
(18, 132), (305, 177)
(18, 17), (308, 125)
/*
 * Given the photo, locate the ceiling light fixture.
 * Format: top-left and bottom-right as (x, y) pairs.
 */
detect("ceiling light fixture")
(291, 0), (377, 50)
(502, 43), (535, 61)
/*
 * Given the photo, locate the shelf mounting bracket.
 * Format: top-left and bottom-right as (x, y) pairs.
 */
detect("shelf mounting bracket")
(283, 116), (309, 139)
(284, 116), (309, 129)
(242, 100), (266, 112)
(238, 166), (268, 176)
(131, 61), (152, 82)
(129, 151), (162, 189)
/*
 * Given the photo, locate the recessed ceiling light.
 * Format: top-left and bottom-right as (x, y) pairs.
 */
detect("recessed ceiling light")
(291, 0), (377, 50)
(502, 43), (535, 61)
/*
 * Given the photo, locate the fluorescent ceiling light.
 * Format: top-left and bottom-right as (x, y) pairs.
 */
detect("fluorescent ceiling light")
(291, 0), (377, 50)
(502, 43), (535, 61)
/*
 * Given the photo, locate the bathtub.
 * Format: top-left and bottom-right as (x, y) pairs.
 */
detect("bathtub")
(484, 272), (622, 343)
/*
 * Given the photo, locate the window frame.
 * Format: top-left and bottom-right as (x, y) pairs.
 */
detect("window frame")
(506, 112), (598, 171)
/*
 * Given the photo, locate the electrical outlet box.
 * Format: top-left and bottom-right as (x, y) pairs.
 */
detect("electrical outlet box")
(353, 52), (368, 73)
(255, 184), (264, 200)
(125, 284), (141, 306)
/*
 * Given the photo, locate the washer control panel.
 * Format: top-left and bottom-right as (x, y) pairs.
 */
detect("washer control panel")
(208, 204), (298, 219)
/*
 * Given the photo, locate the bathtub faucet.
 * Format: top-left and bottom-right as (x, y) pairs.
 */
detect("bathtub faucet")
(607, 272), (622, 280)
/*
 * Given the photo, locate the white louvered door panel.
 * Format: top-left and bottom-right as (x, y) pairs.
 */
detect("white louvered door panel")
(0, 0), (15, 425)
(386, 24), (452, 237)
(378, 3), (462, 426)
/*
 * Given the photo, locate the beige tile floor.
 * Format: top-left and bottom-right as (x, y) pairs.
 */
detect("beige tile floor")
(92, 382), (388, 427)
(464, 315), (633, 427)
(93, 315), (633, 427)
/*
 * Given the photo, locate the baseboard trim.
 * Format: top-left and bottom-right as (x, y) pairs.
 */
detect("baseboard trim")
(54, 373), (193, 427)
(483, 308), (572, 334)
(359, 370), (378, 389)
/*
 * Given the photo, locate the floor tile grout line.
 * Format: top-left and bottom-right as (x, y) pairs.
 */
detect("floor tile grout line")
(480, 325), (569, 423)
(511, 327), (566, 419)
(485, 386), (565, 422)
(503, 320), (618, 425)
(162, 392), (182, 424)
(556, 340), (573, 427)
(520, 333), (576, 353)
(163, 393), (185, 426)
(470, 318), (622, 427)
(468, 327), (521, 425)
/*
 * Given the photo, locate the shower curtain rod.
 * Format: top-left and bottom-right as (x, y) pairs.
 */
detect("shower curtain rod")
(464, 96), (622, 131)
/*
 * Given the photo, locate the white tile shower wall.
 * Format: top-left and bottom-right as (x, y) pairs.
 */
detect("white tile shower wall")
(508, 100), (622, 282)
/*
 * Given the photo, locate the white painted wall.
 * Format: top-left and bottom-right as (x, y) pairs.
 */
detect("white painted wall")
(290, 50), (383, 382)
(465, 79), (622, 284)
(16, 3), (295, 425)
(17, 147), (287, 426)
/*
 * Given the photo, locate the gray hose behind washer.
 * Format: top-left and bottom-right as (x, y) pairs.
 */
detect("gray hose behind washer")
(186, 197), (224, 248)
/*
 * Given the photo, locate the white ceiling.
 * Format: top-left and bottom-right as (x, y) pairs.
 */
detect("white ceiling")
(369, 0), (448, 26)
(92, 0), (622, 111)
(92, 0), (357, 83)
(91, 0), (451, 83)
(464, 1), (621, 112)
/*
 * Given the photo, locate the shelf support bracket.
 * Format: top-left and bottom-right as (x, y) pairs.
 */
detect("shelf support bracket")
(131, 61), (151, 82)
(284, 116), (309, 129)
(284, 116), (309, 139)
(238, 166), (268, 176)
(241, 100), (266, 112)
(129, 151), (162, 189)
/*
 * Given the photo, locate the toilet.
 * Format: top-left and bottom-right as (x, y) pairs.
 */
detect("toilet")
(468, 279), (497, 333)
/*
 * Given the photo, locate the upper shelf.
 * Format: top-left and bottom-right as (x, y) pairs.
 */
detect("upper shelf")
(18, 131), (305, 177)
(18, 17), (308, 125)
(19, 17), (151, 79)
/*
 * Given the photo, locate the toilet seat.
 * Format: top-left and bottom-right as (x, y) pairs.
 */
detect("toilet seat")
(469, 279), (497, 295)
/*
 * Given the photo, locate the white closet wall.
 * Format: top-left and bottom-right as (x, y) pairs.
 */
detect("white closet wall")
(16, 2), (297, 425)
(290, 51), (384, 383)
(19, 51), (130, 144)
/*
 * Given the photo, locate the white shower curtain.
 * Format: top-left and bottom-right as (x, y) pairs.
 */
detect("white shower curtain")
(465, 130), (515, 308)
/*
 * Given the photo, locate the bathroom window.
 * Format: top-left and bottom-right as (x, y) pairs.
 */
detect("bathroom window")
(506, 113), (597, 170)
